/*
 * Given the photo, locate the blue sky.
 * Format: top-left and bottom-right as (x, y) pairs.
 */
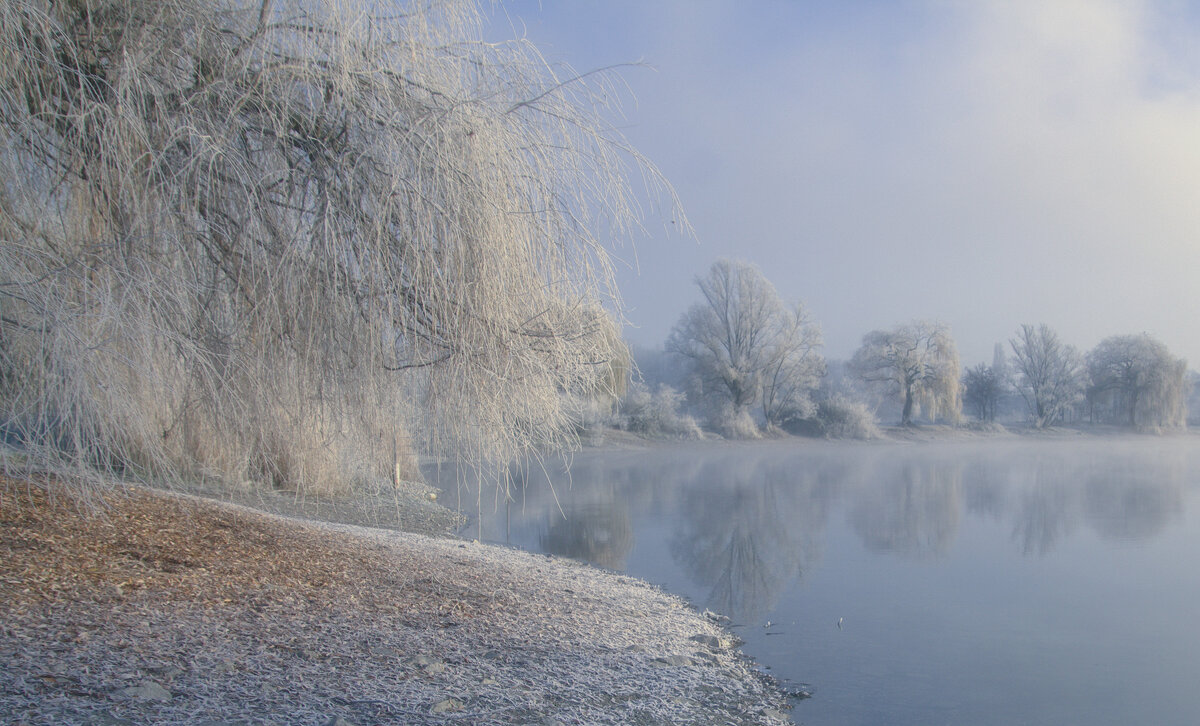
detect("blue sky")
(487, 1), (1200, 367)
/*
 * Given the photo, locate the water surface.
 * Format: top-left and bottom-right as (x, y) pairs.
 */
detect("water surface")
(429, 436), (1200, 726)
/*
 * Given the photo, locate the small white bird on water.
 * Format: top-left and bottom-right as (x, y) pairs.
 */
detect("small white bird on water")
(837, 617), (844, 629)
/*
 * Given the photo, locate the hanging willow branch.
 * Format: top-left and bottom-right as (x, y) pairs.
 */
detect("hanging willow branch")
(0, 0), (683, 495)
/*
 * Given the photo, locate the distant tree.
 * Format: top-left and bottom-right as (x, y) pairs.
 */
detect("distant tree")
(1009, 324), (1084, 428)
(1086, 334), (1188, 429)
(850, 321), (961, 425)
(667, 260), (823, 437)
(760, 304), (826, 429)
(962, 363), (1005, 422)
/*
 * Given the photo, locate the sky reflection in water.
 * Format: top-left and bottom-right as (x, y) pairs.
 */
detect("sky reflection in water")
(429, 437), (1200, 726)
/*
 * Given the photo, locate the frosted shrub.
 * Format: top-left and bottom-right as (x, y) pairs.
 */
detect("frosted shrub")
(815, 396), (880, 440)
(569, 394), (620, 446)
(709, 404), (761, 441)
(620, 384), (702, 440)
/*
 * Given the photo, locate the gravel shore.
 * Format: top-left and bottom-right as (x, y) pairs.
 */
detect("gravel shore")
(1, 480), (793, 725)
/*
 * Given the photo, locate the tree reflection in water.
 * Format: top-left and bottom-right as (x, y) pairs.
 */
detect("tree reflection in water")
(848, 457), (963, 557)
(669, 454), (832, 622)
(1081, 452), (1185, 541)
(431, 438), (1196, 627)
(539, 486), (634, 571)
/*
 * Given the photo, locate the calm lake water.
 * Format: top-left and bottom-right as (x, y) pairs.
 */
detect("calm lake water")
(428, 436), (1200, 726)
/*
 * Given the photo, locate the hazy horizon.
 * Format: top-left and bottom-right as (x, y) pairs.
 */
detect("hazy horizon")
(489, 1), (1200, 368)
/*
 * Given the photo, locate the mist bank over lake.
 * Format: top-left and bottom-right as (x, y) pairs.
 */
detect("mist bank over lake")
(439, 435), (1199, 616)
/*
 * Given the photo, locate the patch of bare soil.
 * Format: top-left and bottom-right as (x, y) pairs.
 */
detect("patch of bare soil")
(0, 479), (791, 725)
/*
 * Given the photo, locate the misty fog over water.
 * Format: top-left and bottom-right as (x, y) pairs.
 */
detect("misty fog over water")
(431, 436), (1200, 726)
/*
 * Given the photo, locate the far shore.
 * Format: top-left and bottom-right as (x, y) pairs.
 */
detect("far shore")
(579, 421), (1200, 451)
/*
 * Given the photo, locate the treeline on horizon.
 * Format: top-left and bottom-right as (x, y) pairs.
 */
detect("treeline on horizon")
(598, 259), (1193, 441)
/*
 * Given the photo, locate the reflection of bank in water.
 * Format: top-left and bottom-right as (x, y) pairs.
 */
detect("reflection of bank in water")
(969, 443), (1189, 555)
(540, 498), (634, 571)
(670, 458), (834, 624)
(839, 441), (1190, 559)
(848, 458), (964, 558)
(1081, 453), (1186, 541)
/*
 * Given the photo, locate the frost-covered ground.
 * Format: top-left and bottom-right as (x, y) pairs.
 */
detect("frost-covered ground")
(1, 482), (792, 725)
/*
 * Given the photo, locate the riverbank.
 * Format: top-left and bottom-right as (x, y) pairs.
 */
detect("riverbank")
(582, 420), (1199, 449)
(0, 479), (792, 725)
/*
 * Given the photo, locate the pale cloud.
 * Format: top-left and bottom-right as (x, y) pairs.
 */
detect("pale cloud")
(493, 1), (1200, 365)
(923, 1), (1200, 357)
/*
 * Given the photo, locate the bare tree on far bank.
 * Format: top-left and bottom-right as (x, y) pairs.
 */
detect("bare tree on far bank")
(1009, 324), (1084, 428)
(0, 0), (681, 497)
(759, 303), (825, 430)
(963, 363), (1006, 423)
(1086, 334), (1188, 429)
(850, 321), (961, 425)
(667, 260), (823, 438)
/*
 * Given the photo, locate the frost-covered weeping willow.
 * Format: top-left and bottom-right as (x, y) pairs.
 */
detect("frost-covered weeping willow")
(851, 321), (961, 426)
(0, 0), (674, 494)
